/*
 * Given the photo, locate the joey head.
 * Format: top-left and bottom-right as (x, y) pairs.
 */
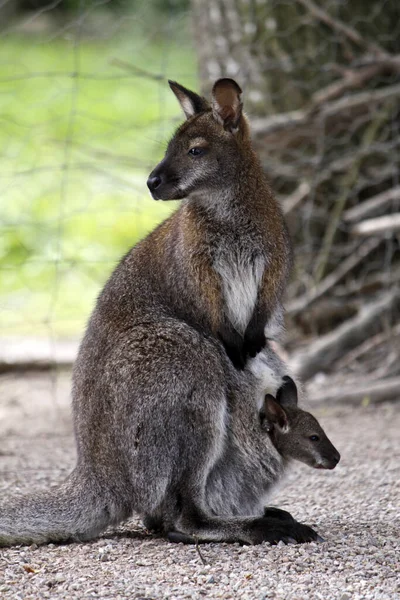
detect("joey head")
(261, 376), (341, 470)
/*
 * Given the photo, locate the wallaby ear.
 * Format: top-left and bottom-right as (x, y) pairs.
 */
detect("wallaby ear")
(211, 78), (243, 132)
(276, 376), (298, 407)
(168, 80), (209, 120)
(262, 394), (288, 432)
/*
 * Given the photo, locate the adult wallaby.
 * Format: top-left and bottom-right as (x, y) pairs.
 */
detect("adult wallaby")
(146, 78), (292, 370)
(0, 79), (306, 547)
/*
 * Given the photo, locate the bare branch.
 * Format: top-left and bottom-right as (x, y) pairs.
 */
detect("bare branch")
(335, 323), (400, 370)
(313, 111), (386, 282)
(290, 289), (400, 380)
(312, 58), (400, 106)
(286, 238), (382, 315)
(307, 376), (400, 405)
(351, 214), (400, 236)
(282, 182), (311, 216)
(253, 82), (400, 138)
(344, 186), (400, 223)
(295, 0), (388, 58)
(110, 58), (164, 81)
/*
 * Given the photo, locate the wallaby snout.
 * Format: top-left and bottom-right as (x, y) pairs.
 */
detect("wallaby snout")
(315, 446), (340, 470)
(147, 174), (162, 195)
(147, 158), (183, 201)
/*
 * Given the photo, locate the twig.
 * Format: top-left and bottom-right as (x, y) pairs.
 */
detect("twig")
(110, 58), (164, 81)
(253, 82), (400, 139)
(335, 323), (400, 370)
(319, 83), (400, 120)
(290, 289), (400, 380)
(307, 376), (400, 405)
(195, 539), (207, 565)
(351, 214), (400, 236)
(295, 0), (388, 58)
(343, 186), (400, 223)
(313, 111), (386, 282)
(282, 182), (311, 215)
(312, 58), (400, 106)
(286, 238), (382, 315)
(333, 265), (400, 297)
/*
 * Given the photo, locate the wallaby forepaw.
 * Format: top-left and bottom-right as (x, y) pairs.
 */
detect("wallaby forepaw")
(243, 332), (266, 359)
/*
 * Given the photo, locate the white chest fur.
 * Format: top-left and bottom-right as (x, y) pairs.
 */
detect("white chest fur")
(214, 254), (265, 335)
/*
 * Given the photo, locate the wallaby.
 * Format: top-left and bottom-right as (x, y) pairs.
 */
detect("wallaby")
(145, 78), (292, 370)
(0, 354), (339, 546)
(164, 375), (340, 544)
(0, 80), (312, 547)
(261, 376), (340, 471)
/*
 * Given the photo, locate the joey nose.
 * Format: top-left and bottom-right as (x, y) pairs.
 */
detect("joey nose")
(327, 450), (341, 469)
(147, 175), (162, 192)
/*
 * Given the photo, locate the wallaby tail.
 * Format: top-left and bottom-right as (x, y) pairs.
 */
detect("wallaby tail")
(0, 469), (128, 547)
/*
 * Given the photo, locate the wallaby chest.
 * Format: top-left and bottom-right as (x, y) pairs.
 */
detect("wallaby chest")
(214, 245), (265, 335)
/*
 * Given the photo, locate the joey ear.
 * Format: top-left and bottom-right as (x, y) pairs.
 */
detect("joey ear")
(211, 78), (243, 132)
(168, 80), (209, 120)
(276, 376), (298, 407)
(262, 394), (288, 431)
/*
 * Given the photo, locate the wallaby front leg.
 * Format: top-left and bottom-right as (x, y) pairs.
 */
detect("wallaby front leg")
(243, 301), (268, 360)
(218, 319), (246, 370)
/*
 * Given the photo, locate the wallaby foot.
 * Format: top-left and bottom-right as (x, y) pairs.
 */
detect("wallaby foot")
(167, 514), (320, 546)
(171, 501), (321, 546)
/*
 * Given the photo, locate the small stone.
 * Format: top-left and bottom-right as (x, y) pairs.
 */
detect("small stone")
(99, 552), (110, 562)
(206, 576), (216, 584)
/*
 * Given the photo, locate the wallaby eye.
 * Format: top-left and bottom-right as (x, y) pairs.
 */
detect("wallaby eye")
(188, 147), (205, 157)
(309, 435), (320, 442)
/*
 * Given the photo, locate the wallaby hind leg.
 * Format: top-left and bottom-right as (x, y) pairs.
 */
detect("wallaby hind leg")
(170, 502), (320, 545)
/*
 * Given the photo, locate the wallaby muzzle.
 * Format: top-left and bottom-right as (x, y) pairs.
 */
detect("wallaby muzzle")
(315, 448), (341, 470)
(147, 159), (183, 201)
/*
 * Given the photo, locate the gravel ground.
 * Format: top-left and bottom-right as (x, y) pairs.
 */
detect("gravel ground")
(0, 372), (399, 600)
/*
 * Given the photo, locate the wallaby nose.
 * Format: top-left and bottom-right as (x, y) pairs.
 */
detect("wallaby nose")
(147, 175), (162, 192)
(326, 450), (341, 469)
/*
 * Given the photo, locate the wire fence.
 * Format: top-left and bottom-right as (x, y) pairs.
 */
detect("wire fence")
(0, 0), (193, 340)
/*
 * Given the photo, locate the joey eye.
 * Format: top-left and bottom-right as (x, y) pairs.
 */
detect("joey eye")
(188, 147), (206, 157)
(309, 435), (320, 442)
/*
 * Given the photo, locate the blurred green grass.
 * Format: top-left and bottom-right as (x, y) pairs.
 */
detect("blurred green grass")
(0, 22), (196, 336)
